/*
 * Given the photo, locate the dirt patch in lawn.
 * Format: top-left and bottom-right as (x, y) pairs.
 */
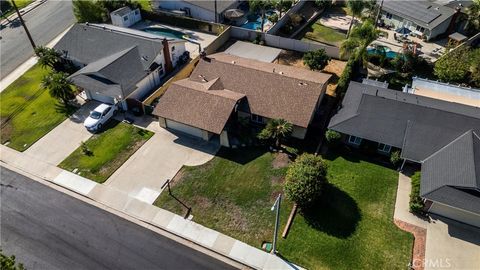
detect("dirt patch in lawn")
(277, 50), (306, 68)
(271, 175), (285, 185)
(272, 152), (291, 169)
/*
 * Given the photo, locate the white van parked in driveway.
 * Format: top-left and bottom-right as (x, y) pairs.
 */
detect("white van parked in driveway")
(84, 103), (118, 132)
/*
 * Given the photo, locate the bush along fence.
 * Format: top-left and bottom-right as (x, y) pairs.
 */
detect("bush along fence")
(141, 9), (226, 35)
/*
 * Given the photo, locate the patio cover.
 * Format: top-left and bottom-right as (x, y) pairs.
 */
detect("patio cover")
(449, 32), (467, 42)
(224, 41), (282, 63)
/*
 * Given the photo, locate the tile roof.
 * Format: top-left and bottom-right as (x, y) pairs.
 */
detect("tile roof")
(153, 79), (244, 134)
(188, 53), (331, 128)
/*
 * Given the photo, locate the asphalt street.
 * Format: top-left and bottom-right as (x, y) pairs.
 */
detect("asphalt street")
(0, 167), (238, 270)
(0, 0), (74, 79)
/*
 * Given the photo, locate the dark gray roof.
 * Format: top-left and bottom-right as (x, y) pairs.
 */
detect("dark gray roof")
(381, 1), (456, 29)
(328, 81), (480, 162)
(69, 47), (148, 98)
(184, 0), (237, 13)
(421, 130), (480, 197)
(54, 24), (165, 70)
(424, 186), (480, 215)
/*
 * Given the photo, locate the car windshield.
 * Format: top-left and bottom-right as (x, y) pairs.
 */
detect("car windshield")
(90, 111), (102, 119)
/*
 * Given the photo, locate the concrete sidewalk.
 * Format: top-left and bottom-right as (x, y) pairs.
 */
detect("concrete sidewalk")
(0, 144), (301, 270)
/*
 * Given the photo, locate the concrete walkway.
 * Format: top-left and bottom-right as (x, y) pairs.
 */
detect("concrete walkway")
(394, 171), (480, 270)
(0, 143), (300, 270)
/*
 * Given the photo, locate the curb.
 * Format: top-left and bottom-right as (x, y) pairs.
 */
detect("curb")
(0, 0), (47, 27)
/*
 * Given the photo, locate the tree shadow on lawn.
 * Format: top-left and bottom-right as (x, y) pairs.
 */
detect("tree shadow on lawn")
(300, 183), (361, 239)
(323, 145), (394, 169)
(215, 146), (269, 165)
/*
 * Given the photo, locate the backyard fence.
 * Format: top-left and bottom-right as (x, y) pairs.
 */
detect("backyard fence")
(229, 26), (340, 59)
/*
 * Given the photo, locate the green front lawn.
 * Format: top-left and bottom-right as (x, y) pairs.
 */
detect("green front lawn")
(0, 64), (71, 151)
(1, 0), (33, 19)
(59, 121), (154, 183)
(155, 147), (412, 269)
(301, 23), (346, 47)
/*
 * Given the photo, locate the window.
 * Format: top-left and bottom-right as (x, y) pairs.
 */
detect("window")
(348, 135), (362, 145)
(415, 25), (425, 33)
(123, 16), (128, 21)
(377, 143), (392, 153)
(251, 114), (263, 124)
(386, 12), (392, 19)
(135, 10), (139, 15)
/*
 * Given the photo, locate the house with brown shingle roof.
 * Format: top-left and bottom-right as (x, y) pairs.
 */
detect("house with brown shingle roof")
(152, 53), (331, 147)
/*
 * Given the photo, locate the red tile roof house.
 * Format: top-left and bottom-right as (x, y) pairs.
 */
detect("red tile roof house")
(152, 53), (331, 147)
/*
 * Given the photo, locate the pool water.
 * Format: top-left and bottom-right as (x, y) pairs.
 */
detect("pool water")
(367, 48), (399, 59)
(241, 14), (271, 30)
(143, 27), (185, 39)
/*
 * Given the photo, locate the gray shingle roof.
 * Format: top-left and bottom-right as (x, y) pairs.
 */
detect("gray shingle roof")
(328, 81), (480, 162)
(69, 47), (148, 98)
(381, 0), (456, 30)
(424, 186), (480, 215)
(421, 131), (480, 208)
(54, 24), (165, 70)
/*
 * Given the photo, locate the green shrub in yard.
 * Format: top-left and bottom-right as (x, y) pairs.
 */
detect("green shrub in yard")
(390, 150), (402, 166)
(336, 57), (355, 95)
(268, 13), (278, 23)
(303, 49), (331, 71)
(325, 129), (341, 146)
(409, 172), (424, 214)
(284, 153), (328, 207)
(1, 250), (24, 270)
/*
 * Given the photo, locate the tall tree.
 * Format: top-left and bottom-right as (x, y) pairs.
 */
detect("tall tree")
(249, 0), (272, 32)
(35, 46), (62, 69)
(72, 0), (106, 23)
(42, 72), (75, 104)
(464, 0), (480, 35)
(346, 0), (365, 38)
(340, 19), (379, 67)
(257, 118), (293, 147)
(273, 0), (293, 18)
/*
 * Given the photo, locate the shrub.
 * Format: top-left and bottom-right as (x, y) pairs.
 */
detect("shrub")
(325, 129), (341, 145)
(284, 146), (299, 157)
(336, 57), (355, 95)
(303, 49), (331, 71)
(1, 250), (25, 270)
(390, 150), (401, 166)
(268, 13), (279, 24)
(409, 172), (424, 214)
(81, 141), (93, 156)
(284, 153), (328, 207)
(315, 0), (332, 9)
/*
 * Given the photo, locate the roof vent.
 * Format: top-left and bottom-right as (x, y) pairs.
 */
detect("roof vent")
(273, 68), (275, 73)
(279, 71), (284, 75)
(231, 61), (236, 64)
(142, 56), (148, 61)
(298, 82), (308, 86)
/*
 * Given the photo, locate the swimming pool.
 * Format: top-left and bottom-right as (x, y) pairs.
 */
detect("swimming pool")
(241, 13), (272, 30)
(367, 47), (399, 59)
(143, 27), (186, 40)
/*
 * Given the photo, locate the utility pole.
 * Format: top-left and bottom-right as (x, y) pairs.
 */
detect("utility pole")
(12, 0), (36, 52)
(374, 0), (384, 29)
(214, 0), (218, 23)
(271, 194), (281, 255)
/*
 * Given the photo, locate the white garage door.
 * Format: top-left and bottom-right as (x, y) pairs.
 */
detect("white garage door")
(429, 202), (480, 228)
(87, 90), (115, 104)
(166, 119), (203, 138)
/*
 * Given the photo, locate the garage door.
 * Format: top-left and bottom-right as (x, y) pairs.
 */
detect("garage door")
(166, 119), (203, 138)
(87, 90), (115, 104)
(429, 202), (480, 228)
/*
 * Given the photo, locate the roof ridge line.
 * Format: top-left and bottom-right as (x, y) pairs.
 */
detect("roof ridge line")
(421, 129), (474, 163)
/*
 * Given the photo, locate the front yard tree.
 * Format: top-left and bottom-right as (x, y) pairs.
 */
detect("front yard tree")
(303, 49), (331, 71)
(72, 0), (106, 23)
(257, 118), (293, 147)
(346, 0), (365, 38)
(284, 153), (328, 207)
(42, 72), (75, 105)
(35, 46), (62, 69)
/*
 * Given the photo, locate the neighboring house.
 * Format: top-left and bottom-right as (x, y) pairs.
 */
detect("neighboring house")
(328, 81), (480, 227)
(405, 77), (480, 107)
(54, 23), (187, 110)
(153, 53), (331, 147)
(151, 0), (239, 22)
(379, 1), (460, 40)
(110, 6), (142, 28)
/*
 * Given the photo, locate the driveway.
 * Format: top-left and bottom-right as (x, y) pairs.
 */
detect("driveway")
(104, 116), (219, 204)
(24, 101), (98, 165)
(395, 171), (480, 270)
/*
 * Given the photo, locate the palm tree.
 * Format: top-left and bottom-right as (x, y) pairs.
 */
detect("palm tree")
(250, 0), (272, 32)
(35, 46), (62, 69)
(341, 19), (379, 66)
(346, 0), (365, 38)
(42, 72), (75, 104)
(465, 0), (480, 35)
(257, 118), (293, 147)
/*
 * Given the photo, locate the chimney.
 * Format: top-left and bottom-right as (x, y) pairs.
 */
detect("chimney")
(162, 38), (173, 74)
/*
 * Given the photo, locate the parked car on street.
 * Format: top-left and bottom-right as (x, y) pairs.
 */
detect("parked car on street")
(84, 103), (117, 132)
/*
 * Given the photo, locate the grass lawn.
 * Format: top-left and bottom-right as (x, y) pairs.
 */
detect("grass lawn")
(59, 121), (154, 183)
(155, 147), (412, 269)
(134, 0), (152, 11)
(301, 23), (346, 47)
(0, 64), (72, 151)
(1, 0), (33, 19)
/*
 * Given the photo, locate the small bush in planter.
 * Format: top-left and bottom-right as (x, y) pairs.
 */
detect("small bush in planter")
(390, 150), (402, 166)
(325, 129), (341, 146)
(409, 172), (425, 214)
